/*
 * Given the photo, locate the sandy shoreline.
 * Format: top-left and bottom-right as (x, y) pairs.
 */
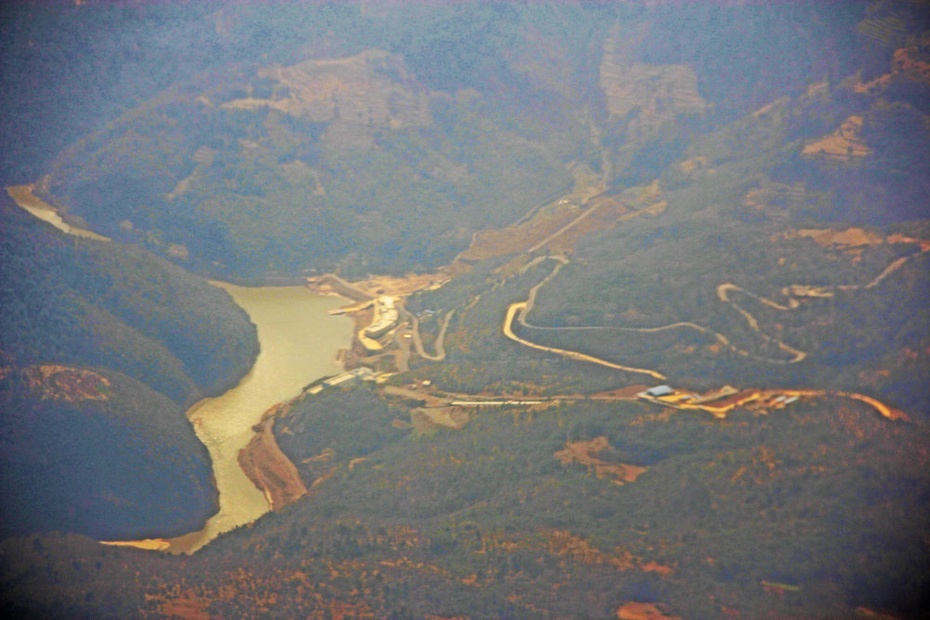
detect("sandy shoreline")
(237, 402), (308, 512)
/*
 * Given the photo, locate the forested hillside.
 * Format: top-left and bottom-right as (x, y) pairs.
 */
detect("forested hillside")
(0, 195), (258, 538)
(17, 1), (910, 278)
(0, 195), (257, 405)
(2, 1), (929, 618)
(2, 386), (928, 618)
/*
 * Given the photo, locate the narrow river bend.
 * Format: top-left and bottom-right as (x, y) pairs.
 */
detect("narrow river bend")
(167, 284), (352, 554)
(6, 185), (355, 554)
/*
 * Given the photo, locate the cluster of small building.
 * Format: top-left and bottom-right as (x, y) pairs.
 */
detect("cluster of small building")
(356, 296), (401, 352)
(638, 384), (800, 418)
(364, 296), (399, 339)
(305, 366), (378, 395)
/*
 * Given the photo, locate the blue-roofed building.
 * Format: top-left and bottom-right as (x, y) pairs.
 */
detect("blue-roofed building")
(645, 385), (674, 397)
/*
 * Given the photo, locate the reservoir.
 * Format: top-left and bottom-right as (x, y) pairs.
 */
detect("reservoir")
(168, 284), (352, 554)
(6, 185), (109, 241)
(6, 184), (354, 553)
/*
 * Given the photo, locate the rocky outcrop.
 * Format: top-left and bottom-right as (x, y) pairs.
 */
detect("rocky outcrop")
(802, 115), (870, 161)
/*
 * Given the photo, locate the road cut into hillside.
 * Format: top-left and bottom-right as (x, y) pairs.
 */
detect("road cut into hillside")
(509, 233), (929, 372)
(716, 283), (808, 363)
(408, 309), (454, 361)
(495, 254), (908, 424)
(504, 300), (667, 381)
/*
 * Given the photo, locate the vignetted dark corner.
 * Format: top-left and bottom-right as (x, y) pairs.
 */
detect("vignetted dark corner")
(1, 1), (928, 618)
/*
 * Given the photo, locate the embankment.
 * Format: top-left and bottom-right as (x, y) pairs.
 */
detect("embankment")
(238, 402), (308, 512)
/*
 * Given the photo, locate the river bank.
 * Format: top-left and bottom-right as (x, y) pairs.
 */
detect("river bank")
(166, 284), (353, 554)
(8, 182), (355, 552)
(5, 184), (108, 241)
(238, 402), (308, 512)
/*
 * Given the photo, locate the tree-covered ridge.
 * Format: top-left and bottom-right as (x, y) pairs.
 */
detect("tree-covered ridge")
(43, 50), (573, 278)
(392, 26), (930, 415)
(0, 366), (216, 540)
(20, 1), (908, 279)
(0, 1), (928, 618)
(0, 194), (257, 405)
(2, 386), (927, 618)
(0, 195), (258, 539)
(522, 62), (930, 412)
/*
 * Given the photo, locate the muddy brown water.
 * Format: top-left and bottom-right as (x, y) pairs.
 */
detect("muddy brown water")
(9, 185), (356, 553)
(167, 283), (352, 553)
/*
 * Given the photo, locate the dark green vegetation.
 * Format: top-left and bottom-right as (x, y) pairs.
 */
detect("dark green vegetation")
(530, 226), (929, 412)
(39, 4), (588, 278)
(0, 1), (357, 186)
(0, 368), (215, 541)
(20, 0), (914, 278)
(0, 196), (257, 406)
(0, 196), (258, 538)
(2, 389), (928, 618)
(396, 0), (930, 413)
(2, 0), (929, 618)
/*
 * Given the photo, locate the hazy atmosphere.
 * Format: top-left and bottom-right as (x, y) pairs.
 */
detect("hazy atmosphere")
(1, 1), (929, 617)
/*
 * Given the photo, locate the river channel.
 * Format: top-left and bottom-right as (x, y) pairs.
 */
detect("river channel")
(6, 185), (354, 554)
(6, 185), (109, 241)
(167, 284), (352, 554)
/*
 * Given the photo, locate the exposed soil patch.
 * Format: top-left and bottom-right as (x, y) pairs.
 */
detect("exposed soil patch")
(554, 436), (647, 485)
(351, 272), (450, 298)
(305, 274), (374, 301)
(535, 195), (632, 255)
(891, 43), (930, 82)
(590, 385), (650, 399)
(600, 26), (707, 130)
(24, 365), (110, 402)
(855, 42), (930, 94)
(239, 403), (308, 511)
(455, 200), (586, 264)
(775, 227), (930, 261)
(156, 595), (212, 620)
(793, 226), (884, 248)
(545, 529), (635, 570)
(222, 50), (431, 150)
(544, 529), (675, 577)
(678, 155), (708, 174)
(414, 407), (471, 430)
(802, 115), (869, 161)
(616, 601), (682, 620)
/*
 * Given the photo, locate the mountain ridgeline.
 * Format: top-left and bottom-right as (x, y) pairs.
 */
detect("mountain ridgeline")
(25, 1), (922, 278)
(2, 1), (930, 618)
(0, 195), (258, 539)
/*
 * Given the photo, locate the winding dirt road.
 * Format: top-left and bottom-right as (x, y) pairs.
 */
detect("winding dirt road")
(496, 246), (916, 423)
(502, 258), (667, 381)
(510, 241), (928, 371)
(410, 309), (455, 361)
(715, 283), (807, 363)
